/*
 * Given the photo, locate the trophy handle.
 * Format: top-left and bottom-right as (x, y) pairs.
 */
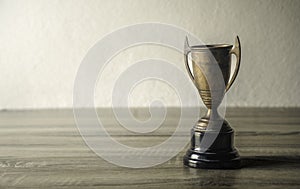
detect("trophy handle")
(184, 36), (195, 83)
(226, 36), (241, 92)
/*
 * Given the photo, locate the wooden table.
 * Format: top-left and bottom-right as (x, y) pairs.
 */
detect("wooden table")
(0, 108), (299, 188)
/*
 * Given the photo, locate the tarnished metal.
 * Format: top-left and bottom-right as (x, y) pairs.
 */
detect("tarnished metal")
(183, 36), (242, 169)
(184, 36), (241, 129)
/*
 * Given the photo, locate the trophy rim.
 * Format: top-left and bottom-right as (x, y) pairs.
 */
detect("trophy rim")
(190, 44), (232, 51)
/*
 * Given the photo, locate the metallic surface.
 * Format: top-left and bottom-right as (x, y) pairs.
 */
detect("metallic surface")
(184, 36), (242, 169)
(184, 36), (241, 112)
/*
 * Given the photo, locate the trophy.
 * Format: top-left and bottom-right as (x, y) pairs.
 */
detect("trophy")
(183, 36), (241, 169)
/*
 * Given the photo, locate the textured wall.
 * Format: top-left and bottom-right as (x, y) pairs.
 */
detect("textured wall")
(1, 0), (299, 109)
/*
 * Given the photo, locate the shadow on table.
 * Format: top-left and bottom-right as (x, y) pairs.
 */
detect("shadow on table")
(241, 155), (300, 168)
(181, 156), (300, 187)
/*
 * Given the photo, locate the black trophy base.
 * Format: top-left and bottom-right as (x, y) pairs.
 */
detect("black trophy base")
(183, 149), (241, 169)
(183, 120), (241, 169)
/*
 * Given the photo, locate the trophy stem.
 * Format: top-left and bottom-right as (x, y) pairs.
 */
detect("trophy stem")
(204, 108), (218, 119)
(195, 107), (222, 131)
(205, 108), (221, 121)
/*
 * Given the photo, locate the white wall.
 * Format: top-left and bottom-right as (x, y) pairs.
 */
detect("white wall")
(1, 0), (299, 109)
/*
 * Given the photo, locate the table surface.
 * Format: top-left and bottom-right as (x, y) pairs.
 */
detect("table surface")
(0, 108), (299, 188)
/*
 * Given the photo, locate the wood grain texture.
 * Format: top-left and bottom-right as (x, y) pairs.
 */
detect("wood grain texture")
(0, 108), (299, 188)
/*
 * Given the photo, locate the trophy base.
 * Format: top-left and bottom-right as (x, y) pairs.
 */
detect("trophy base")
(183, 149), (241, 169)
(183, 120), (241, 169)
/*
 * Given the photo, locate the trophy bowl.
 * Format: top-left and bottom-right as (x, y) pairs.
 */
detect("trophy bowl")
(183, 36), (241, 169)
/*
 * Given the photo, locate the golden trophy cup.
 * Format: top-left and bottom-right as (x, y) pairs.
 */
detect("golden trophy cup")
(183, 36), (241, 169)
